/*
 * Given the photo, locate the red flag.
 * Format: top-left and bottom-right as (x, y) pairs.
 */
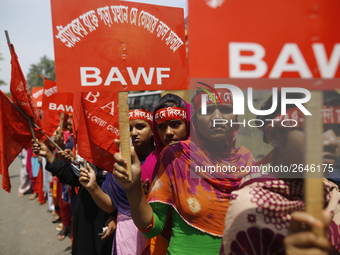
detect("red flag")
(9, 44), (42, 128)
(41, 79), (73, 114)
(73, 92), (119, 172)
(41, 110), (61, 137)
(0, 91), (43, 192)
(36, 166), (46, 204)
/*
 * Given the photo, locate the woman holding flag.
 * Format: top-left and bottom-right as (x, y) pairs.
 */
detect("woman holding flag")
(100, 105), (155, 255)
(108, 88), (255, 254)
(79, 93), (191, 255)
(31, 138), (115, 254)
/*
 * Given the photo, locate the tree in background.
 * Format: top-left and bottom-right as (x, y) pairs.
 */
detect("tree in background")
(27, 55), (55, 87)
(0, 52), (6, 86)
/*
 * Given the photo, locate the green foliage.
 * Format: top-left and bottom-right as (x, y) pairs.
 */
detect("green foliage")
(27, 55), (55, 87)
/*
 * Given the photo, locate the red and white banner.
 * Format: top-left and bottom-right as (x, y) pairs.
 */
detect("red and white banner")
(32, 87), (44, 108)
(51, 0), (188, 92)
(41, 79), (74, 114)
(189, 0), (340, 89)
(73, 92), (119, 172)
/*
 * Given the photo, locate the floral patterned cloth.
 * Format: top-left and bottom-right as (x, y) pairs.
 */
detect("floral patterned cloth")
(147, 138), (255, 237)
(221, 173), (340, 254)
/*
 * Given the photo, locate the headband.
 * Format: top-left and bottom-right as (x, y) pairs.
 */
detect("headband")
(273, 106), (340, 128)
(193, 89), (233, 110)
(154, 107), (187, 125)
(129, 109), (153, 123)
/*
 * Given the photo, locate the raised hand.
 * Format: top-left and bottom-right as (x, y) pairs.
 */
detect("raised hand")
(284, 211), (332, 255)
(79, 163), (98, 191)
(112, 139), (142, 192)
(32, 140), (55, 163)
(57, 149), (76, 164)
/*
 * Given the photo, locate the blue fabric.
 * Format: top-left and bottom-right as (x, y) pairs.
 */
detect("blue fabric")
(102, 173), (131, 216)
(62, 183), (70, 202)
(31, 156), (40, 177)
(101, 154), (149, 216)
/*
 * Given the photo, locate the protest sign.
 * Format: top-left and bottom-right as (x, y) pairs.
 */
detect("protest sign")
(40, 78), (73, 137)
(32, 87), (44, 108)
(41, 79), (74, 114)
(189, 0), (340, 89)
(188, 0), (340, 235)
(51, 0), (188, 92)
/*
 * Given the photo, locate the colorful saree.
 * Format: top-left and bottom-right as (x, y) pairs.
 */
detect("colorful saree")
(147, 137), (255, 237)
(221, 173), (340, 254)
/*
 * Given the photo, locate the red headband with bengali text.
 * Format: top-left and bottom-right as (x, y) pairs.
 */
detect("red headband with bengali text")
(193, 89), (233, 110)
(154, 107), (187, 125)
(129, 109), (153, 124)
(273, 106), (340, 128)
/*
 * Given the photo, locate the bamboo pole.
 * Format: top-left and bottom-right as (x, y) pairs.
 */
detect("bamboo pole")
(58, 112), (65, 136)
(304, 91), (324, 236)
(7, 95), (62, 150)
(84, 159), (88, 170)
(118, 91), (132, 181)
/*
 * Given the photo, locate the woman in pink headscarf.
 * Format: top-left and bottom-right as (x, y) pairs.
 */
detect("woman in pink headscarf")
(112, 88), (255, 255)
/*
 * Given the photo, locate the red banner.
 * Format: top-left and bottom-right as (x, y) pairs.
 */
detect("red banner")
(41, 79), (74, 113)
(73, 92), (119, 171)
(9, 44), (43, 127)
(0, 91), (43, 192)
(32, 87), (44, 108)
(51, 0), (188, 92)
(188, 0), (340, 88)
(41, 110), (62, 137)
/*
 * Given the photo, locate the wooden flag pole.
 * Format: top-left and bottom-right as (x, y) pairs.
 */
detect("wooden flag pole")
(6, 95), (62, 151)
(58, 112), (65, 136)
(118, 91), (132, 181)
(5, 30), (10, 51)
(84, 159), (88, 170)
(304, 91), (324, 236)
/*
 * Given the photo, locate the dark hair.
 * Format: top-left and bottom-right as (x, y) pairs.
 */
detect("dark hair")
(257, 90), (340, 143)
(323, 90), (340, 106)
(153, 93), (186, 114)
(129, 105), (150, 112)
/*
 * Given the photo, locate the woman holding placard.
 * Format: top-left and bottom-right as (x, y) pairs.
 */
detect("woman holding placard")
(100, 105), (155, 255)
(220, 91), (340, 254)
(79, 94), (191, 255)
(110, 88), (255, 254)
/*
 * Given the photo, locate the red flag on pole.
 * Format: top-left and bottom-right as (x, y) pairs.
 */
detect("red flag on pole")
(0, 91), (43, 192)
(73, 92), (119, 172)
(9, 44), (42, 128)
(42, 110), (62, 137)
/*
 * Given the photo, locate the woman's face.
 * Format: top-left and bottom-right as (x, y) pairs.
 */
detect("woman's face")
(275, 124), (340, 165)
(157, 119), (187, 146)
(63, 119), (72, 132)
(195, 104), (237, 142)
(130, 119), (153, 148)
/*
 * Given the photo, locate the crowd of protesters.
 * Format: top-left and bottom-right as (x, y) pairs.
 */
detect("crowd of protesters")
(15, 89), (340, 255)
